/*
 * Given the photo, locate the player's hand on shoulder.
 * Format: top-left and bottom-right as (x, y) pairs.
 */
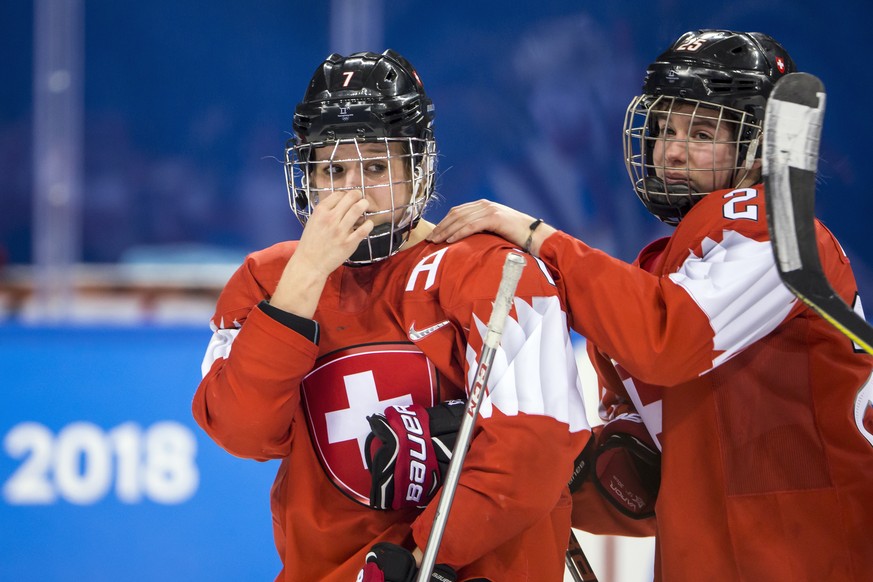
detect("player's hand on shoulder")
(427, 199), (533, 248)
(356, 542), (457, 582)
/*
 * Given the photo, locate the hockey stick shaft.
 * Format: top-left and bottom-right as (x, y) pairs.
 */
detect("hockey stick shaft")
(763, 72), (873, 355)
(416, 252), (526, 581)
(565, 530), (599, 582)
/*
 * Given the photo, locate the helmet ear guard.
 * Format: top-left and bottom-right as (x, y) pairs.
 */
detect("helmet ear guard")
(284, 140), (316, 221)
(741, 132), (761, 171)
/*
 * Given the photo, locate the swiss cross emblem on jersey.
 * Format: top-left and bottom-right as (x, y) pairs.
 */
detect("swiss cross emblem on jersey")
(301, 343), (438, 505)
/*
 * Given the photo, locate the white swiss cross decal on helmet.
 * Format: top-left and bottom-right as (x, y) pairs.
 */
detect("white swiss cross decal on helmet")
(301, 343), (438, 505)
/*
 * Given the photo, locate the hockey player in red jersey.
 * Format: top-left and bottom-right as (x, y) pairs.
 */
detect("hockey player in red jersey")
(192, 49), (590, 581)
(428, 30), (873, 581)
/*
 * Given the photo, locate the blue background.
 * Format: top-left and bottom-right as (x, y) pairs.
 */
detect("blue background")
(2, 1), (872, 286)
(0, 326), (279, 581)
(1, 1), (871, 580)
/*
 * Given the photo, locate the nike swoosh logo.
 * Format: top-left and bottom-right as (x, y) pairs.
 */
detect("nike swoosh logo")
(408, 320), (451, 342)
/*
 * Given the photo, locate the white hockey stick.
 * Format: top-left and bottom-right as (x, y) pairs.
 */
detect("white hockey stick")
(565, 530), (599, 582)
(416, 252), (526, 581)
(763, 72), (873, 355)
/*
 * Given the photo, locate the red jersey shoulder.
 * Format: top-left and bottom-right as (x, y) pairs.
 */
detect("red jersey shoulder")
(635, 237), (670, 272)
(661, 184), (769, 265)
(212, 241), (298, 328)
(421, 233), (557, 300)
(813, 219), (860, 306)
(815, 219), (851, 268)
(244, 241), (298, 280)
(678, 184), (768, 242)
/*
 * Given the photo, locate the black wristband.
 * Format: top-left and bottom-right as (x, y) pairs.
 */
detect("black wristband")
(523, 218), (544, 254)
(258, 300), (320, 344)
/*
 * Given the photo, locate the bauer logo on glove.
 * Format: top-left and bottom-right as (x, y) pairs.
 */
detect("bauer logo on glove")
(365, 400), (464, 510)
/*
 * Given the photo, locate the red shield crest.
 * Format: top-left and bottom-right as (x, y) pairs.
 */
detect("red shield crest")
(302, 343), (437, 504)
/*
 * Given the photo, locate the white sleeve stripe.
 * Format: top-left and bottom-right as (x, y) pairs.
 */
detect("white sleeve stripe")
(466, 296), (590, 433)
(668, 230), (796, 370)
(532, 256), (556, 286)
(201, 328), (240, 378)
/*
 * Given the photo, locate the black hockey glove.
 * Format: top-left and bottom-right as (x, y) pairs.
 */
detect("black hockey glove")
(356, 542), (457, 582)
(591, 412), (660, 519)
(365, 400), (465, 510)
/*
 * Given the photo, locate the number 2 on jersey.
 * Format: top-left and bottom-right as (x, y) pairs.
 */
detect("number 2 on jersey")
(722, 188), (759, 221)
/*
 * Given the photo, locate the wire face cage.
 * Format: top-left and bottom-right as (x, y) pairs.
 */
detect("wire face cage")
(285, 136), (436, 265)
(623, 94), (762, 224)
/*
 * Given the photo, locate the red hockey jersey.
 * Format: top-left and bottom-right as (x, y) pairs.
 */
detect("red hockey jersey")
(544, 184), (873, 580)
(193, 233), (590, 581)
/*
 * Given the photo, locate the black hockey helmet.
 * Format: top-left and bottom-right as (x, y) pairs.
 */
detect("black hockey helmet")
(644, 30), (795, 129)
(624, 30), (796, 225)
(292, 49), (434, 145)
(285, 50), (437, 265)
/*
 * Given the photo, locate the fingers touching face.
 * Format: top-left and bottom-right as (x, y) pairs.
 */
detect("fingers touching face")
(310, 141), (412, 223)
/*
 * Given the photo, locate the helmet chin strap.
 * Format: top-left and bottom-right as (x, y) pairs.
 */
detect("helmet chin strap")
(346, 221), (414, 266)
(639, 177), (699, 226)
(643, 176), (699, 197)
